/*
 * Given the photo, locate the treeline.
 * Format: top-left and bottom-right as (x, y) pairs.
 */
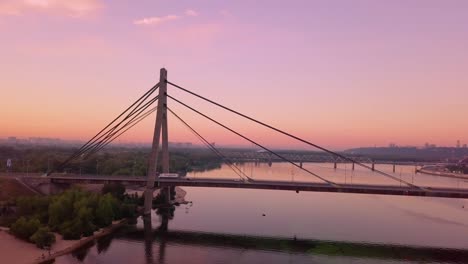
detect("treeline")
(446, 165), (468, 174)
(7, 184), (139, 248)
(345, 147), (468, 162)
(0, 146), (222, 176)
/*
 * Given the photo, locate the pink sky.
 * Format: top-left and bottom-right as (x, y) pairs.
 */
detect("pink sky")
(0, 0), (467, 150)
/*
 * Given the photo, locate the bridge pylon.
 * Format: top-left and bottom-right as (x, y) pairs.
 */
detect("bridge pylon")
(145, 68), (170, 215)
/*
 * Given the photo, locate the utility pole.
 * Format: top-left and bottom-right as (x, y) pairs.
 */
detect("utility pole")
(145, 68), (170, 215)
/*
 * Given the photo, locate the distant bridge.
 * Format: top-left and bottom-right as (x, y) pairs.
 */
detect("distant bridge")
(219, 150), (440, 168)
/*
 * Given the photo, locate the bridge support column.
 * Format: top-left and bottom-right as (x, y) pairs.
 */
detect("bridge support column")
(393, 163), (396, 173)
(145, 68), (170, 215)
(352, 162), (355, 170)
(371, 161), (375, 171)
(334, 161), (337, 170)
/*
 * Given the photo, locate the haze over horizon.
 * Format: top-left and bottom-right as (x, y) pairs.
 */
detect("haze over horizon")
(1, 0), (467, 150)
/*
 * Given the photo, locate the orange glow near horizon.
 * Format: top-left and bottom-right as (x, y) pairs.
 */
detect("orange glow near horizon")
(1, 1), (468, 150)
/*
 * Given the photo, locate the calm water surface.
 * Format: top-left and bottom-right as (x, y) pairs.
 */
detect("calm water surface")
(56, 163), (468, 263)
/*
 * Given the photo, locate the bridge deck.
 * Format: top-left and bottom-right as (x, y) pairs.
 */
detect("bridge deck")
(46, 175), (468, 199)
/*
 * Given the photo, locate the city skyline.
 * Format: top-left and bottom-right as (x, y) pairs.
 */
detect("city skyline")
(1, 135), (467, 151)
(1, 0), (467, 149)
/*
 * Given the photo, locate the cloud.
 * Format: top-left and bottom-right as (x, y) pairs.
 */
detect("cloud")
(134, 9), (198, 26)
(0, 0), (102, 17)
(184, 9), (198, 17)
(133, 15), (179, 26)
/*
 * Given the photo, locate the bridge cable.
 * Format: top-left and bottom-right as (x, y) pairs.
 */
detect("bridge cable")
(54, 98), (158, 174)
(54, 95), (159, 172)
(167, 106), (252, 181)
(47, 84), (160, 175)
(86, 104), (159, 158)
(167, 94), (338, 186)
(64, 83), (159, 162)
(167, 107), (246, 180)
(83, 96), (159, 158)
(166, 80), (421, 189)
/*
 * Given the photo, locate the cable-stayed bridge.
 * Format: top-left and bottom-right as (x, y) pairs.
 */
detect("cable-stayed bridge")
(40, 68), (468, 215)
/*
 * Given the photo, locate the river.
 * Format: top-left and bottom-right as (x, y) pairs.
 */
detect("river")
(56, 162), (468, 263)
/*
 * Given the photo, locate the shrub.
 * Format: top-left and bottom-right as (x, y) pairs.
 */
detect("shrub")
(59, 220), (82, 240)
(10, 217), (40, 240)
(102, 183), (126, 201)
(121, 203), (136, 218)
(30, 227), (55, 249)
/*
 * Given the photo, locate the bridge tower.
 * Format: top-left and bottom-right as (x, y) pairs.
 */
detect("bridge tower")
(144, 68), (170, 215)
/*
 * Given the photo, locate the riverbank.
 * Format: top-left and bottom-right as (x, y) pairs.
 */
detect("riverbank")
(0, 219), (127, 264)
(148, 229), (468, 262)
(418, 168), (468, 180)
(39, 186), (187, 263)
(0, 186), (188, 264)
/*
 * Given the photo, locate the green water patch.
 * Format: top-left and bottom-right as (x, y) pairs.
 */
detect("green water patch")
(118, 226), (468, 263)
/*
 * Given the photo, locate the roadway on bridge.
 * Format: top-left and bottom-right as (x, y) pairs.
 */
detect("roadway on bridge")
(44, 174), (468, 199)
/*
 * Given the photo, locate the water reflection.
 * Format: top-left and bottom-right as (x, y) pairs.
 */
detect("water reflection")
(54, 163), (468, 264)
(58, 210), (468, 264)
(70, 240), (94, 262)
(154, 205), (175, 263)
(143, 215), (153, 264)
(96, 234), (113, 254)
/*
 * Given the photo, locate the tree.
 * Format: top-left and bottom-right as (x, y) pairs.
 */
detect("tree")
(121, 204), (136, 218)
(10, 217), (40, 240)
(95, 194), (114, 227)
(30, 227), (55, 249)
(16, 196), (49, 223)
(59, 220), (82, 240)
(102, 183), (125, 201)
(77, 206), (96, 237)
(48, 197), (70, 230)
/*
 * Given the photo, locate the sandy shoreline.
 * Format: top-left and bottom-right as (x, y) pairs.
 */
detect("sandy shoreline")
(0, 186), (187, 263)
(0, 219), (127, 264)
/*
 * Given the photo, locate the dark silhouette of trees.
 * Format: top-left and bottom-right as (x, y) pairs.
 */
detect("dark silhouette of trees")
(8, 187), (139, 248)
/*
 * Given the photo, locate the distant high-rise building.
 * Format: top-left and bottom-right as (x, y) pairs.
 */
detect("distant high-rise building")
(464, 144), (467, 148)
(424, 142), (436, 149)
(457, 140), (461, 148)
(7, 137), (17, 145)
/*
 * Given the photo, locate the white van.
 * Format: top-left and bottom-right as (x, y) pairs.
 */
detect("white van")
(158, 173), (179, 178)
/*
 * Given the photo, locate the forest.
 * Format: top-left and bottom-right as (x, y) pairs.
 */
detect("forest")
(5, 184), (139, 249)
(0, 146), (223, 176)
